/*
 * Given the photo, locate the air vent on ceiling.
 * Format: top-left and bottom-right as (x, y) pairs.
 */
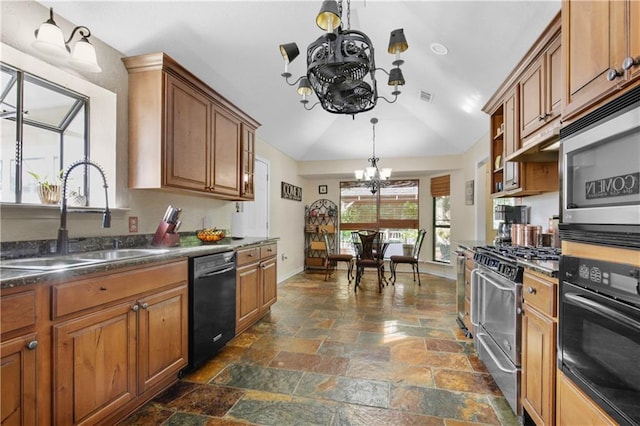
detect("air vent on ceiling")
(419, 91), (434, 103)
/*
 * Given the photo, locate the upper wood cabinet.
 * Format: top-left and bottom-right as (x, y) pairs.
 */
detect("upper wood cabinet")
(520, 35), (562, 141)
(562, 0), (640, 122)
(123, 52), (260, 200)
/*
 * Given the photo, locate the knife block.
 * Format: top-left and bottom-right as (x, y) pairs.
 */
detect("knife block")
(151, 221), (180, 247)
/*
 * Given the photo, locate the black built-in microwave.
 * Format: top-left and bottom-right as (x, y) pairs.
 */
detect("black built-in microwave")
(559, 86), (640, 247)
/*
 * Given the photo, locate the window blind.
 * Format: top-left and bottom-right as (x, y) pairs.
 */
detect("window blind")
(430, 175), (450, 197)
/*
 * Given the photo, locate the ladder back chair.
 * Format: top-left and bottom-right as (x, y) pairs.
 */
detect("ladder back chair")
(322, 230), (354, 282)
(389, 229), (427, 285)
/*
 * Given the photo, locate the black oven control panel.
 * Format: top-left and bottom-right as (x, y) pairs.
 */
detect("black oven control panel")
(561, 255), (640, 307)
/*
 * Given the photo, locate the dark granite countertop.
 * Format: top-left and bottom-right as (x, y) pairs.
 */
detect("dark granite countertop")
(0, 236), (278, 289)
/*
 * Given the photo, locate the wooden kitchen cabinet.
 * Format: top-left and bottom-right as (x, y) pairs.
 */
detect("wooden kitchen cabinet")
(123, 52), (259, 200)
(485, 12), (560, 197)
(52, 260), (188, 425)
(236, 243), (278, 334)
(521, 270), (557, 426)
(240, 124), (256, 200)
(1, 286), (39, 426)
(519, 34), (562, 142)
(562, 0), (640, 122)
(557, 370), (617, 426)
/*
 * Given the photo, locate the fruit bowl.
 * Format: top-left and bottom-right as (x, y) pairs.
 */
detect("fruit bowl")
(196, 228), (226, 243)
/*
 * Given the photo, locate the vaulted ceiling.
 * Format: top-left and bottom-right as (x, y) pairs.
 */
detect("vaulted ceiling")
(39, 0), (561, 162)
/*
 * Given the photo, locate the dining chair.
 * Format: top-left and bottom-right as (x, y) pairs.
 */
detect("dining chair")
(353, 230), (385, 293)
(322, 230), (354, 282)
(389, 229), (427, 285)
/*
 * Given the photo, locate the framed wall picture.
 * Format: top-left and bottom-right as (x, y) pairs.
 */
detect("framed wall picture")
(465, 180), (474, 205)
(318, 185), (328, 194)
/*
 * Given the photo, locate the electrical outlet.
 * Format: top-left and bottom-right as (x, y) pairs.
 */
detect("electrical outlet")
(281, 253), (288, 261)
(128, 216), (138, 233)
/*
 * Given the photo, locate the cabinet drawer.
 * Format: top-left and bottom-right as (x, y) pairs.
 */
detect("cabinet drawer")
(260, 243), (277, 259)
(52, 260), (187, 319)
(523, 271), (557, 318)
(236, 247), (260, 266)
(0, 288), (36, 336)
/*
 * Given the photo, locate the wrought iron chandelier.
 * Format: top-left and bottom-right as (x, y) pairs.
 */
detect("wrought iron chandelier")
(279, 0), (408, 116)
(355, 118), (390, 194)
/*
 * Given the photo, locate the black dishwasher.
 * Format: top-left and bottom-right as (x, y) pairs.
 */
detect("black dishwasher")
(187, 250), (236, 372)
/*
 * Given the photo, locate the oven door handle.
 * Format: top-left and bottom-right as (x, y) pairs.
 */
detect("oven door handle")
(470, 268), (481, 326)
(564, 292), (640, 330)
(476, 332), (518, 373)
(477, 269), (514, 292)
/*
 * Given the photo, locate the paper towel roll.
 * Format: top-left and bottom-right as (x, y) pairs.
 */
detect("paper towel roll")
(231, 211), (246, 239)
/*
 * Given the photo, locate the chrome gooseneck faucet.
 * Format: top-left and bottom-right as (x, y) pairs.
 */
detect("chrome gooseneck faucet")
(57, 159), (111, 254)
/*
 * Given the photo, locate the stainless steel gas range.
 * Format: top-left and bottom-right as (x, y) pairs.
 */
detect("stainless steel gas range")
(471, 245), (560, 416)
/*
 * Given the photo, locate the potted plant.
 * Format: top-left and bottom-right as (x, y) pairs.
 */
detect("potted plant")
(27, 170), (63, 204)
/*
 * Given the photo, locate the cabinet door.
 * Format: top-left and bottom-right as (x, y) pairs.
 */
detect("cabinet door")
(557, 370), (617, 426)
(164, 74), (211, 191)
(562, 0), (626, 119)
(546, 36), (563, 121)
(260, 256), (278, 312)
(503, 89), (520, 190)
(522, 304), (556, 426)
(54, 302), (137, 425)
(211, 108), (241, 197)
(629, 0), (640, 82)
(1, 334), (37, 426)
(236, 263), (261, 334)
(520, 56), (545, 138)
(240, 124), (255, 200)
(137, 284), (188, 394)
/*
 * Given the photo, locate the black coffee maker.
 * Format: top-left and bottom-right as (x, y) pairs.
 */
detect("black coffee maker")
(494, 205), (528, 245)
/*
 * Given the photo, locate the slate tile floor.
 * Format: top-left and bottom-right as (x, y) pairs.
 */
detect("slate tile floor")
(119, 270), (519, 426)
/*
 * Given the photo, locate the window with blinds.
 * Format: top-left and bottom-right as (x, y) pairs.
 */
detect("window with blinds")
(431, 175), (451, 263)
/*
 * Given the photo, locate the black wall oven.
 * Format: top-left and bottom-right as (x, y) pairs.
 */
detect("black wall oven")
(559, 255), (640, 426)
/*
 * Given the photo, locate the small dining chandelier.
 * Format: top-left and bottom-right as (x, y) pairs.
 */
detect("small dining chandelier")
(355, 118), (391, 194)
(279, 0), (408, 117)
(32, 7), (102, 73)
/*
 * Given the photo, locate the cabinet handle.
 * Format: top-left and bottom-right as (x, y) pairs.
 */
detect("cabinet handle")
(622, 56), (640, 71)
(132, 304), (139, 312)
(607, 68), (624, 81)
(527, 286), (536, 294)
(27, 340), (38, 350)
(141, 302), (149, 310)
(538, 113), (550, 121)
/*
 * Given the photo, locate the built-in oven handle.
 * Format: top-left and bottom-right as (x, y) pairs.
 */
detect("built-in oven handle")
(475, 332), (518, 374)
(564, 292), (640, 330)
(476, 269), (514, 293)
(470, 268), (481, 326)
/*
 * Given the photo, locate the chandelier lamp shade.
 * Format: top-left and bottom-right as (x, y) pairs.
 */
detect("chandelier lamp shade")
(32, 7), (102, 73)
(279, 0), (408, 116)
(355, 118), (391, 194)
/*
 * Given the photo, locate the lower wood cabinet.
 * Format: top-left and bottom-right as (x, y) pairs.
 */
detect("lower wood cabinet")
(1, 285), (39, 425)
(236, 243), (277, 334)
(51, 260), (188, 425)
(1, 333), (37, 425)
(556, 370), (617, 426)
(521, 270), (557, 426)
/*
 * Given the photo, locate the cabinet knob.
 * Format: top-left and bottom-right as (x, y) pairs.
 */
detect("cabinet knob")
(622, 56), (639, 71)
(607, 68), (624, 81)
(141, 302), (149, 310)
(527, 286), (536, 294)
(132, 304), (139, 312)
(27, 340), (38, 350)
(260, 262), (267, 269)
(538, 113), (550, 121)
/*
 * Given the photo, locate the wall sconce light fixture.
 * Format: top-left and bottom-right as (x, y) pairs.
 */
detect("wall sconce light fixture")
(32, 7), (102, 73)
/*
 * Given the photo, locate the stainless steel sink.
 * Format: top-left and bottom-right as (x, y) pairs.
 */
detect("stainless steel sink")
(76, 248), (170, 261)
(0, 257), (100, 270)
(1, 248), (171, 271)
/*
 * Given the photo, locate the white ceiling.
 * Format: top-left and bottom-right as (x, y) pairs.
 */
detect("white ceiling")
(40, 0), (560, 162)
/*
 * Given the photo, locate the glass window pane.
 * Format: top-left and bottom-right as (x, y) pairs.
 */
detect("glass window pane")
(23, 76), (79, 128)
(435, 227), (451, 262)
(22, 127), (60, 204)
(63, 106), (87, 204)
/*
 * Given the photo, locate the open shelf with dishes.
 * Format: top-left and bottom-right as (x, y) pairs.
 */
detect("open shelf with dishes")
(491, 106), (505, 194)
